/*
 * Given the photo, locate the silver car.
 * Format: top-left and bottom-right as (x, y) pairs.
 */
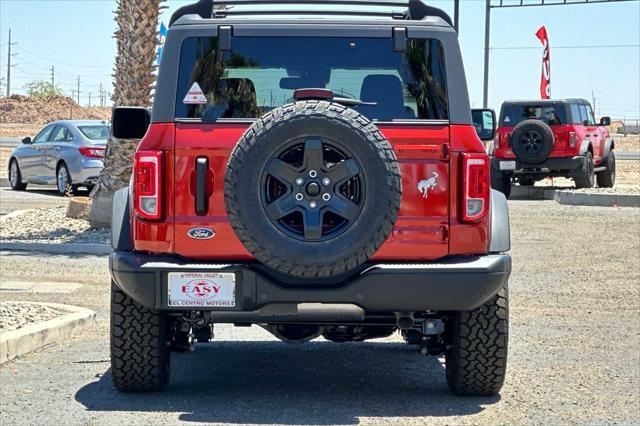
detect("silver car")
(8, 120), (109, 195)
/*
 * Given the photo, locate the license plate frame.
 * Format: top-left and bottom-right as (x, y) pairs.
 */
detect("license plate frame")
(499, 160), (516, 171)
(168, 272), (236, 308)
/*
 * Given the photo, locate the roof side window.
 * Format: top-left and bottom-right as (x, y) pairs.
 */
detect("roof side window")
(578, 104), (590, 126)
(570, 104), (582, 125)
(175, 36), (448, 121)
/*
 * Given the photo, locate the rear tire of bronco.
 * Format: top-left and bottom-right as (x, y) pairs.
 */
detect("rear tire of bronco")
(518, 177), (535, 187)
(491, 171), (512, 199)
(110, 282), (170, 392)
(596, 150), (615, 188)
(445, 285), (508, 396)
(574, 152), (595, 189)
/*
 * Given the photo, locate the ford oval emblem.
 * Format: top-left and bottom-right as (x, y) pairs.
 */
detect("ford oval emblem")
(187, 228), (216, 240)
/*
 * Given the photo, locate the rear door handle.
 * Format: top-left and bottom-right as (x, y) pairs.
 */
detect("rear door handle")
(195, 157), (208, 215)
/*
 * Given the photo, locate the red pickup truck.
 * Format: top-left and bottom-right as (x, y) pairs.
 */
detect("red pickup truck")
(109, 0), (511, 396)
(491, 99), (615, 197)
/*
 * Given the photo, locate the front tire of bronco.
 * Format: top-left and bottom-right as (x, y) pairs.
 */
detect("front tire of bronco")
(445, 285), (509, 396)
(596, 150), (616, 188)
(110, 282), (170, 392)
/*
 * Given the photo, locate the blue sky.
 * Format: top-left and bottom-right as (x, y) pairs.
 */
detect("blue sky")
(1, 0), (638, 118)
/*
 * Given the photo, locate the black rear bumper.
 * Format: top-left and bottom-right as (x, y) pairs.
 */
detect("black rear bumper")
(110, 251), (511, 320)
(491, 155), (588, 177)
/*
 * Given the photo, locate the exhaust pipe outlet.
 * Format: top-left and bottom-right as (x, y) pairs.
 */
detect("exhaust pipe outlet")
(262, 324), (324, 343)
(396, 314), (414, 330)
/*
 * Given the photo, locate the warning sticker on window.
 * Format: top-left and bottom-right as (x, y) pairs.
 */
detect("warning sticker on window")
(183, 82), (208, 105)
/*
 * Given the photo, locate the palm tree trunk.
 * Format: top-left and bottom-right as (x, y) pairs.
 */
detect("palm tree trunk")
(88, 0), (165, 227)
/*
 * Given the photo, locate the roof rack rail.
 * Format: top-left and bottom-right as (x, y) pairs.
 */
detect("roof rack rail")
(170, 0), (452, 27)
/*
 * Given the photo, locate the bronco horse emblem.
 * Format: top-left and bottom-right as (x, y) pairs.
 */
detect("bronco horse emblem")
(417, 172), (439, 198)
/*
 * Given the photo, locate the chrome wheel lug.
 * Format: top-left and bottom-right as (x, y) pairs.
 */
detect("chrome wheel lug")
(309, 170), (318, 178)
(295, 177), (304, 185)
(322, 193), (331, 201)
(295, 193), (304, 201)
(322, 177), (331, 186)
(309, 201), (317, 209)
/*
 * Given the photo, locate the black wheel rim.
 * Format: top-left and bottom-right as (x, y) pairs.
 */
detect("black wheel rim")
(260, 137), (365, 242)
(520, 130), (544, 154)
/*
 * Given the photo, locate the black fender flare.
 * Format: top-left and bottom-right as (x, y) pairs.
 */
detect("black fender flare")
(602, 138), (615, 163)
(579, 139), (592, 156)
(111, 187), (133, 251)
(489, 189), (510, 253)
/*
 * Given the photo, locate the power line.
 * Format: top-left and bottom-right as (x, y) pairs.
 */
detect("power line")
(13, 45), (111, 69)
(491, 44), (640, 50)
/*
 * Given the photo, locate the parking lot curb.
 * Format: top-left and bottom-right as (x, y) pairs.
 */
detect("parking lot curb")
(551, 191), (640, 207)
(0, 302), (96, 364)
(0, 242), (112, 255)
(510, 187), (640, 207)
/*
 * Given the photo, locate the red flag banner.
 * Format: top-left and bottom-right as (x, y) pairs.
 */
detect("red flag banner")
(535, 26), (551, 99)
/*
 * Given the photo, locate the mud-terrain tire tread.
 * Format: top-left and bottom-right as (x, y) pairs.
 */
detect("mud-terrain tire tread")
(574, 151), (595, 189)
(224, 100), (401, 278)
(596, 150), (615, 188)
(491, 171), (512, 199)
(110, 282), (170, 392)
(446, 285), (509, 396)
(510, 119), (554, 164)
(518, 177), (535, 187)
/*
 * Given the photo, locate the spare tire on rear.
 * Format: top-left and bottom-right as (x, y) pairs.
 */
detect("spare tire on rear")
(509, 119), (554, 164)
(224, 101), (402, 279)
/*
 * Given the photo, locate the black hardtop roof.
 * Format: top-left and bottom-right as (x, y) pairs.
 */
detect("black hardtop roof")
(169, 0), (453, 27)
(502, 99), (591, 106)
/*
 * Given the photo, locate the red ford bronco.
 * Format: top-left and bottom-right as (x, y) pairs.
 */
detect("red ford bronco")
(491, 99), (615, 197)
(109, 0), (511, 396)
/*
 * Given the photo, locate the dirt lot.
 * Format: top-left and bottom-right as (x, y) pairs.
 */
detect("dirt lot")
(0, 95), (110, 135)
(0, 200), (638, 425)
(612, 134), (640, 152)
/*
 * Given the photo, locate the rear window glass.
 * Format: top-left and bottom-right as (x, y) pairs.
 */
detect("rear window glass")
(78, 125), (109, 140)
(500, 104), (568, 126)
(176, 36), (448, 121)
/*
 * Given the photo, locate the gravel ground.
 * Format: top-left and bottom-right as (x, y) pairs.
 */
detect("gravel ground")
(612, 134), (640, 152)
(0, 206), (109, 244)
(0, 200), (638, 425)
(0, 301), (69, 332)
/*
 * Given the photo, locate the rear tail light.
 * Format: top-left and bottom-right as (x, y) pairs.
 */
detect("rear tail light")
(78, 146), (105, 158)
(568, 131), (577, 148)
(493, 133), (500, 150)
(133, 151), (163, 220)
(462, 153), (490, 222)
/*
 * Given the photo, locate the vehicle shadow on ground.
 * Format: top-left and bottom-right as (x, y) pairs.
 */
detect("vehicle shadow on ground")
(75, 340), (498, 424)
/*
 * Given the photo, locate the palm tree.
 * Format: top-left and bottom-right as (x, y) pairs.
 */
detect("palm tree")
(88, 0), (165, 226)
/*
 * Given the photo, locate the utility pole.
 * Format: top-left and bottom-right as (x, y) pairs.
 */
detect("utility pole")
(76, 76), (80, 104)
(592, 90), (597, 115)
(88, 92), (91, 107)
(50, 66), (55, 90)
(482, 0), (491, 107)
(6, 29), (18, 97)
